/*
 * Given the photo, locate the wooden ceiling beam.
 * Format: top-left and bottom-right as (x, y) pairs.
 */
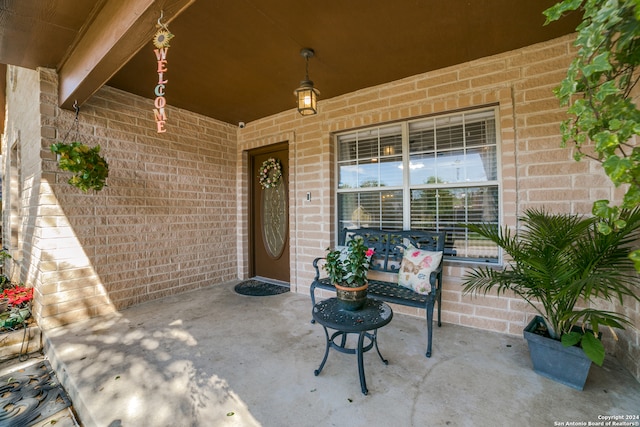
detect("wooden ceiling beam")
(58, 0), (194, 110)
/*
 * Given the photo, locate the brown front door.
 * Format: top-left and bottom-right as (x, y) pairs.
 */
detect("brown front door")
(250, 143), (290, 282)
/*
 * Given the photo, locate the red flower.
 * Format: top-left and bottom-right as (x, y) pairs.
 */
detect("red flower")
(1, 286), (33, 306)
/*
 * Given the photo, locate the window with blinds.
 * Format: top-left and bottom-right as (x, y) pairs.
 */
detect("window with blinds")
(336, 107), (500, 263)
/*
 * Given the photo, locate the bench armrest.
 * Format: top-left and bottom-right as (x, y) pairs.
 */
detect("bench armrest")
(429, 262), (443, 293)
(312, 257), (326, 282)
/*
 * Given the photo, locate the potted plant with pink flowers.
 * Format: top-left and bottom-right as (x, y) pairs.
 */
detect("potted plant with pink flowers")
(324, 238), (375, 310)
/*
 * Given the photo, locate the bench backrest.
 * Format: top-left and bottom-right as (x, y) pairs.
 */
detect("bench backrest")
(339, 228), (446, 275)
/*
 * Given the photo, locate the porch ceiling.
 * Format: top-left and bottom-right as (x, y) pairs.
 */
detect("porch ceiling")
(0, 0), (580, 125)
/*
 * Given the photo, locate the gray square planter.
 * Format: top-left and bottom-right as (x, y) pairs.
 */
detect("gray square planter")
(523, 316), (592, 390)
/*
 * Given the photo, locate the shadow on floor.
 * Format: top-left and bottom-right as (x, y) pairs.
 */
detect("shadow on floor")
(42, 282), (640, 427)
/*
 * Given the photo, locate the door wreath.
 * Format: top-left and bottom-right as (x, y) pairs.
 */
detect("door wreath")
(259, 158), (283, 189)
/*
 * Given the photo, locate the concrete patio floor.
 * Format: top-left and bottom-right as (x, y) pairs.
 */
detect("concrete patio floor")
(42, 281), (640, 427)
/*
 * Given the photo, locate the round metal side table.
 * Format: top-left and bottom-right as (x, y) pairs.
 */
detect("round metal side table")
(312, 297), (393, 395)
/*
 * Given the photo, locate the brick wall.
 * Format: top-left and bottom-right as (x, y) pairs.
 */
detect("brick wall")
(237, 33), (640, 380)
(4, 67), (238, 329)
(2, 67), (41, 282)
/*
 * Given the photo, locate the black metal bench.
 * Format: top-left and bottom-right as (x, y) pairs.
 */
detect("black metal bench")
(310, 228), (446, 358)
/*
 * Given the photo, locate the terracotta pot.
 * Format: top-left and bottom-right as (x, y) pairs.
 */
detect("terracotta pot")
(335, 283), (368, 311)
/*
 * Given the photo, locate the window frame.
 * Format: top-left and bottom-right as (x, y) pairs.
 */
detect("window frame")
(333, 105), (502, 265)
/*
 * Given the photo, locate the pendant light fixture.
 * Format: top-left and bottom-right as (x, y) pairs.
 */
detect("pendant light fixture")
(294, 48), (320, 116)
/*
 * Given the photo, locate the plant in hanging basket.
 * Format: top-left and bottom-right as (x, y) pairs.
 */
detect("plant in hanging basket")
(51, 141), (109, 192)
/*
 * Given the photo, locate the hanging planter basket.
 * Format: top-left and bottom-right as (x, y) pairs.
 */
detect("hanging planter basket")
(51, 103), (109, 192)
(51, 142), (109, 192)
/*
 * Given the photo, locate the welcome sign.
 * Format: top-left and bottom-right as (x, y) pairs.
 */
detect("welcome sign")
(152, 22), (174, 133)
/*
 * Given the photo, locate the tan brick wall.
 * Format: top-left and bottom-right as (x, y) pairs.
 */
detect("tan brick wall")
(4, 67), (238, 329)
(2, 66), (41, 282)
(237, 33), (640, 380)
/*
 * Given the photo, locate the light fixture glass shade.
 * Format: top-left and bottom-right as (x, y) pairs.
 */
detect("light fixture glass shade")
(295, 80), (319, 115)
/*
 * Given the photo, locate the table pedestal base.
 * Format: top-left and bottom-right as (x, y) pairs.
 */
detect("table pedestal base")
(314, 328), (388, 395)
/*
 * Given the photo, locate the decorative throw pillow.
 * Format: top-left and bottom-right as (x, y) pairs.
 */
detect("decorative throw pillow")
(398, 244), (443, 294)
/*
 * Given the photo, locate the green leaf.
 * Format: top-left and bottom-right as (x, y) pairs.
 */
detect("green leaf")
(593, 131), (619, 152)
(596, 221), (612, 234)
(630, 249), (640, 270)
(592, 199), (618, 220)
(581, 332), (605, 366)
(603, 156), (631, 184)
(543, 0), (584, 23)
(561, 331), (582, 346)
(613, 219), (628, 230)
(594, 80), (619, 101)
(582, 52), (612, 77)
(623, 185), (640, 207)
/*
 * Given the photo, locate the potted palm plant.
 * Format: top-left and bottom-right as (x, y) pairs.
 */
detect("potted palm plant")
(324, 238), (375, 310)
(462, 207), (640, 389)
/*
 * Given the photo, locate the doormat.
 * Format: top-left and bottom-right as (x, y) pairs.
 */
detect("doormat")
(234, 280), (290, 296)
(0, 359), (71, 426)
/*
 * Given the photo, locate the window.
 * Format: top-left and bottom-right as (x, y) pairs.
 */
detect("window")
(336, 107), (500, 263)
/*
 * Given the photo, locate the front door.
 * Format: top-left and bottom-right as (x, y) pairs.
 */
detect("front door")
(250, 143), (290, 282)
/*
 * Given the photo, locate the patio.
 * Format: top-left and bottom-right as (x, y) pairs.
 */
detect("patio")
(42, 281), (640, 427)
